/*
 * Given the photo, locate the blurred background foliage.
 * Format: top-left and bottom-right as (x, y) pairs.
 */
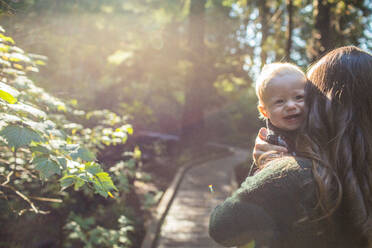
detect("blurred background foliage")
(2, 0), (371, 144)
(0, 0), (372, 247)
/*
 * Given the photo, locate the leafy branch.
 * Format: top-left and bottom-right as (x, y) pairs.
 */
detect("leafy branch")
(0, 26), (134, 214)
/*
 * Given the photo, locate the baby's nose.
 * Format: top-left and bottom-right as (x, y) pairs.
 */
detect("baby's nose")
(286, 101), (297, 109)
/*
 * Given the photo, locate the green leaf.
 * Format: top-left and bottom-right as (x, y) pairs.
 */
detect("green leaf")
(64, 143), (79, 151)
(9, 52), (31, 63)
(8, 103), (47, 119)
(74, 177), (85, 190)
(0, 113), (21, 123)
(47, 129), (66, 139)
(30, 144), (52, 154)
(126, 159), (136, 169)
(0, 43), (8, 52)
(49, 139), (68, 150)
(60, 175), (75, 189)
(28, 53), (47, 60)
(124, 125), (133, 135)
(57, 104), (67, 112)
(93, 172), (117, 197)
(112, 130), (127, 139)
(0, 89), (17, 104)
(26, 66), (39, 72)
(63, 123), (83, 130)
(86, 162), (103, 175)
(33, 156), (61, 178)
(70, 147), (96, 162)
(0, 124), (44, 149)
(9, 46), (24, 54)
(133, 146), (141, 160)
(56, 157), (67, 170)
(35, 60), (46, 66)
(0, 36), (15, 44)
(23, 120), (50, 135)
(3, 68), (25, 76)
(0, 82), (19, 104)
(0, 58), (11, 67)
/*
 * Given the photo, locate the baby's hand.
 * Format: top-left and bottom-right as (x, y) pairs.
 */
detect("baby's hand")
(252, 128), (288, 163)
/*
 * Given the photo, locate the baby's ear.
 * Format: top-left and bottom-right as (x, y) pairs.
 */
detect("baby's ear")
(258, 104), (268, 118)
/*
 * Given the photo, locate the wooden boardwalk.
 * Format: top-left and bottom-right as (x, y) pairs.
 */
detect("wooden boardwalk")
(156, 148), (248, 248)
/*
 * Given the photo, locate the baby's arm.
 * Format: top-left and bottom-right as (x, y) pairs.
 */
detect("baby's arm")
(252, 128), (288, 164)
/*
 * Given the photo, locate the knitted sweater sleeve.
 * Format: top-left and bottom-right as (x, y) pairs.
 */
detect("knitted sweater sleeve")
(209, 157), (314, 247)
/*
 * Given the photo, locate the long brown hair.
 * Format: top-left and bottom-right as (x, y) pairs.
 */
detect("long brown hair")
(303, 46), (372, 243)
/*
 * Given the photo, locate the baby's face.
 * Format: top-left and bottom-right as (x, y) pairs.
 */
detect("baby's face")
(259, 74), (306, 131)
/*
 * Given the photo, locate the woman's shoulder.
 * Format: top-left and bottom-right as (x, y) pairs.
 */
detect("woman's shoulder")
(234, 156), (315, 209)
(209, 156), (317, 247)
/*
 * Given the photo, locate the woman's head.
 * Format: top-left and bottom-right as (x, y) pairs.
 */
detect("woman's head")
(304, 46), (372, 244)
(306, 46), (372, 127)
(305, 46), (372, 157)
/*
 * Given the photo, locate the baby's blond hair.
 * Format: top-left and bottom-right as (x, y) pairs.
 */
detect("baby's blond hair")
(256, 63), (306, 104)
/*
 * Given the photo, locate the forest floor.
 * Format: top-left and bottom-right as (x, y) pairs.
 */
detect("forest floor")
(141, 146), (249, 248)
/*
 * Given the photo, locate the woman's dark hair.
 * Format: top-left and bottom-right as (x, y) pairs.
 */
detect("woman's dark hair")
(303, 46), (372, 244)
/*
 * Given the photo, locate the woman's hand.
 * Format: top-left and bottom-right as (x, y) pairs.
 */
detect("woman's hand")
(252, 128), (288, 163)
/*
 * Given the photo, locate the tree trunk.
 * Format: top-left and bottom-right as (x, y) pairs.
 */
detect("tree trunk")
(181, 0), (207, 145)
(258, 0), (269, 68)
(285, 0), (293, 61)
(308, 0), (332, 61)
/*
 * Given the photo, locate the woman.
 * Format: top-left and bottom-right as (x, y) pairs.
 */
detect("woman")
(209, 46), (372, 248)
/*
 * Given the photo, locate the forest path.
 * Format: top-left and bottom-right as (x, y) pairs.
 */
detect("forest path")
(155, 147), (248, 248)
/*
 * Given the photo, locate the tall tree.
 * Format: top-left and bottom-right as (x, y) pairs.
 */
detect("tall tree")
(285, 0), (293, 61)
(307, 0), (333, 61)
(258, 0), (270, 67)
(181, 0), (207, 144)
(307, 0), (371, 61)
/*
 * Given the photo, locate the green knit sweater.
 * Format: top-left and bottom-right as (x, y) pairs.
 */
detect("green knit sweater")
(209, 157), (364, 248)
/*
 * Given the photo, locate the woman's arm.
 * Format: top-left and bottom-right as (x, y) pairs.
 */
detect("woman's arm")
(209, 157), (314, 247)
(209, 195), (279, 247)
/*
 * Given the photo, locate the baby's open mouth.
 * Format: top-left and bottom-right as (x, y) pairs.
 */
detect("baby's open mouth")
(284, 113), (301, 120)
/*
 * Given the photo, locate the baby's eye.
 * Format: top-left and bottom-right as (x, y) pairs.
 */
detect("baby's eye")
(274, 99), (284, 104)
(295, 95), (304, 100)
